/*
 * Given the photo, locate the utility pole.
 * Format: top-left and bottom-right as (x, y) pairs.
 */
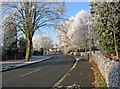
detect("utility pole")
(88, 15), (92, 62)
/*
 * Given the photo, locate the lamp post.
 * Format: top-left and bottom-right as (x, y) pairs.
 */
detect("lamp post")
(88, 15), (92, 62)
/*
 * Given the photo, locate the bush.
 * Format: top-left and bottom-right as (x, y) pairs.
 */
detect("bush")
(80, 49), (85, 52)
(39, 48), (44, 55)
(33, 48), (44, 56)
(68, 49), (73, 53)
(77, 49), (80, 52)
(18, 37), (26, 53)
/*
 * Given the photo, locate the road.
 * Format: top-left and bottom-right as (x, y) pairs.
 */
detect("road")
(2, 55), (75, 88)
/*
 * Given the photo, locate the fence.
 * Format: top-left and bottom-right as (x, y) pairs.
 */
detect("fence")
(2, 52), (25, 61)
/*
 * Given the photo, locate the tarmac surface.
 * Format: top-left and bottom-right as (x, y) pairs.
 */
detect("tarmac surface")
(56, 56), (94, 88)
(2, 55), (94, 89)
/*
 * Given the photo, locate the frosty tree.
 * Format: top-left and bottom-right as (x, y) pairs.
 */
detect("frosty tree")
(33, 34), (53, 51)
(57, 17), (74, 51)
(2, 13), (18, 54)
(57, 10), (92, 53)
(2, 1), (66, 61)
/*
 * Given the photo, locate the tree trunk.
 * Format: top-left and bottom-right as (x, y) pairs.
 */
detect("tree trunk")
(14, 54), (16, 60)
(92, 39), (96, 53)
(6, 55), (7, 60)
(25, 38), (32, 62)
(113, 32), (119, 59)
(85, 42), (87, 55)
(89, 38), (92, 62)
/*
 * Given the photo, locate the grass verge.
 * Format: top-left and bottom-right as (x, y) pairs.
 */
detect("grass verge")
(90, 59), (108, 88)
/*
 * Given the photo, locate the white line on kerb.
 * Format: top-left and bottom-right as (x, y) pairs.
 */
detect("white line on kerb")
(20, 68), (41, 77)
(53, 57), (79, 87)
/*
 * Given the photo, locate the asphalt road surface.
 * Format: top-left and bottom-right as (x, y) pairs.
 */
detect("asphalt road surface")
(2, 55), (75, 88)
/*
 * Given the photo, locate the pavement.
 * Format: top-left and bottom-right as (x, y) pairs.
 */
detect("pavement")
(54, 56), (95, 88)
(1, 55), (53, 72)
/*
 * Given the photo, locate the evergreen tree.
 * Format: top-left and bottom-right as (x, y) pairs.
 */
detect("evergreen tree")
(90, 1), (120, 60)
(2, 13), (18, 55)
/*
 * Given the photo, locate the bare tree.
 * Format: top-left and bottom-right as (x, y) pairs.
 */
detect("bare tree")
(2, 1), (66, 61)
(33, 34), (53, 51)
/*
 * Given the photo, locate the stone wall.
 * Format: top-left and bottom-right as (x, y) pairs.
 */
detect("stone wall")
(92, 51), (120, 88)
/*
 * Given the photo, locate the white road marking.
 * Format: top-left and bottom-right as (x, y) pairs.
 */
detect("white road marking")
(72, 57), (79, 69)
(20, 63), (54, 77)
(53, 57), (79, 87)
(46, 63), (53, 67)
(20, 68), (41, 77)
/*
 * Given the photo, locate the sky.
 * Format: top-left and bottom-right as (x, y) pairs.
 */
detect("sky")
(33, 2), (90, 44)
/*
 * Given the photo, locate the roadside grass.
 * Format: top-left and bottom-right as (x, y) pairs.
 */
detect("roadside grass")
(94, 71), (107, 88)
(90, 60), (108, 88)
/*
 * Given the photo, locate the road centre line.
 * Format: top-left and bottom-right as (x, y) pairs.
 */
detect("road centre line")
(20, 68), (42, 77)
(20, 63), (54, 77)
(46, 63), (54, 67)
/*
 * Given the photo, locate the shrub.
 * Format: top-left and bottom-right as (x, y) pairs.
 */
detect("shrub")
(33, 48), (44, 56)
